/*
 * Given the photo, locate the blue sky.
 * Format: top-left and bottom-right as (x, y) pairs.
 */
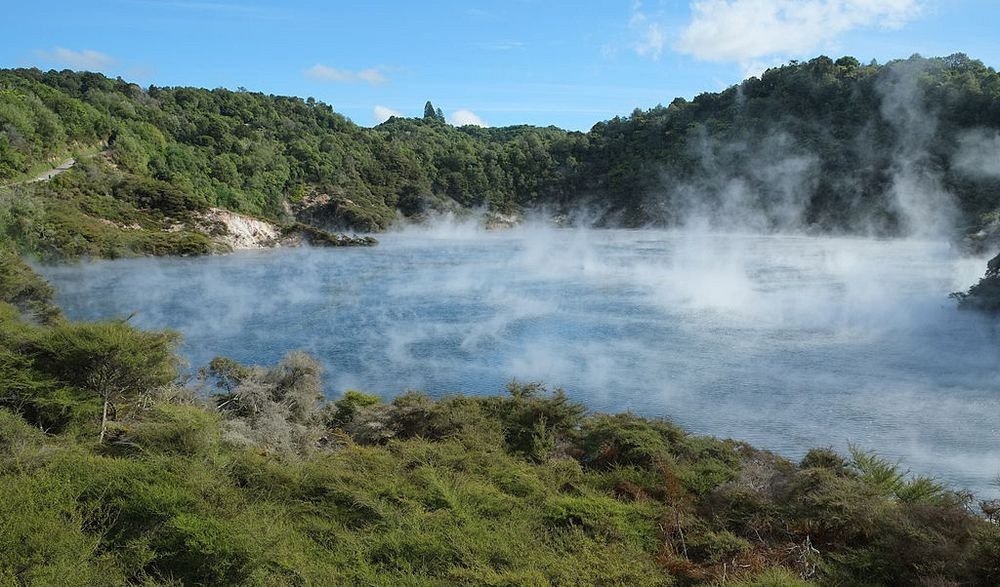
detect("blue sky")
(3, 1), (999, 131)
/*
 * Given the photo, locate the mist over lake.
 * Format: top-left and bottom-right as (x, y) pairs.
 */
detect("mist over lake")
(38, 226), (1000, 495)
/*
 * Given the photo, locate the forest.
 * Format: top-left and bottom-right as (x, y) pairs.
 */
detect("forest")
(3, 53), (1000, 249)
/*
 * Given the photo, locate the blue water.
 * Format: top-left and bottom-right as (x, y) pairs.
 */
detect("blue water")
(38, 228), (1000, 496)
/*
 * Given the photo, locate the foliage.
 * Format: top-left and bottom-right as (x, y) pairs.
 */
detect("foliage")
(0, 245), (61, 322)
(4, 54), (1000, 240)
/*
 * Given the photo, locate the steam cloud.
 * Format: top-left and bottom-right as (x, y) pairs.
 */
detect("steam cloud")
(31, 56), (1000, 499)
(38, 223), (1000, 497)
(634, 59), (968, 239)
(954, 128), (1000, 179)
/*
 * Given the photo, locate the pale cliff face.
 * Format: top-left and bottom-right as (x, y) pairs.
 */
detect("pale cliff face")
(201, 208), (281, 250)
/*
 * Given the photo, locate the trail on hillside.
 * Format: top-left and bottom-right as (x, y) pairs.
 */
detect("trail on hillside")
(27, 158), (75, 183)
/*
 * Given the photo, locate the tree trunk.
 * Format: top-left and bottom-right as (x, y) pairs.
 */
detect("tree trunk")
(99, 398), (109, 443)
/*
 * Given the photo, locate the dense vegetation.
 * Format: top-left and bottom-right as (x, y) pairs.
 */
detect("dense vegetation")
(0, 251), (998, 585)
(3, 53), (1000, 250)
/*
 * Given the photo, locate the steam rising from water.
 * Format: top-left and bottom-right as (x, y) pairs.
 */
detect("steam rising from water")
(38, 226), (1000, 496)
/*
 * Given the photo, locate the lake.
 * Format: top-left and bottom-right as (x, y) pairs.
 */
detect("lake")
(38, 226), (1000, 496)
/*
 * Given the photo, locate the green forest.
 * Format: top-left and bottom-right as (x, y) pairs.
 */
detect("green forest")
(3, 53), (1000, 250)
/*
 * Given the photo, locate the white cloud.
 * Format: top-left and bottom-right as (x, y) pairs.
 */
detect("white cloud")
(677, 0), (923, 66)
(630, 3), (666, 60)
(481, 41), (526, 51)
(305, 64), (387, 84)
(356, 68), (388, 84)
(373, 105), (403, 124)
(35, 47), (117, 70)
(449, 109), (489, 127)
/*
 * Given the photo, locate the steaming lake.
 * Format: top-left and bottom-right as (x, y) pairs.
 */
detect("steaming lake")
(38, 228), (1000, 495)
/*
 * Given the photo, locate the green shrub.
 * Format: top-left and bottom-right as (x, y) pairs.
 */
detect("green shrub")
(964, 523), (1000, 584)
(686, 529), (752, 564)
(727, 567), (814, 586)
(543, 492), (658, 545)
(799, 447), (850, 474)
(0, 246), (61, 323)
(578, 413), (679, 469)
(328, 389), (381, 427)
(26, 320), (180, 441)
(117, 403), (220, 456)
(492, 381), (585, 461)
(0, 473), (121, 586)
(0, 345), (97, 434)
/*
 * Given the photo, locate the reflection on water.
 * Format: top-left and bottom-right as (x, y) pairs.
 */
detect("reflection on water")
(38, 228), (1000, 495)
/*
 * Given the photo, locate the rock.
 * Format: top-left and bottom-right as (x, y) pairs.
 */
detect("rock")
(483, 211), (521, 230)
(198, 208), (281, 250)
(953, 251), (1000, 313)
(196, 209), (377, 252)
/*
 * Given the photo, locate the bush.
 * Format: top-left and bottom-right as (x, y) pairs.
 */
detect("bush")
(0, 345), (96, 433)
(26, 320), (180, 440)
(116, 403), (220, 456)
(800, 447), (850, 474)
(0, 473), (120, 586)
(0, 246), (61, 323)
(328, 389), (381, 428)
(492, 381), (585, 461)
(578, 413), (680, 469)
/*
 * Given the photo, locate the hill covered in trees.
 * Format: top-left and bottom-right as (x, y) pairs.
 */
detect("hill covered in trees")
(3, 53), (1000, 258)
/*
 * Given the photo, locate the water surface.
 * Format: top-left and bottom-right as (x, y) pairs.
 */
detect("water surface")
(39, 228), (1000, 495)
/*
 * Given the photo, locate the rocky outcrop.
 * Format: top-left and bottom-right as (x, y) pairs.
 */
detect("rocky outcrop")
(953, 252), (1000, 313)
(483, 211), (521, 230)
(196, 208), (377, 252)
(964, 211), (1000, 255)
(286, 189), (394, 233)
(198, 208), (282, 250)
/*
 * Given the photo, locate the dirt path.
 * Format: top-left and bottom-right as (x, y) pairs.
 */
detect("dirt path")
(29, 158), (76, 182)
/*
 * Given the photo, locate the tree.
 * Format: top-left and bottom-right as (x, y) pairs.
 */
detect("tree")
(30, 322), (180, 441)
(423, 101), (446, 123)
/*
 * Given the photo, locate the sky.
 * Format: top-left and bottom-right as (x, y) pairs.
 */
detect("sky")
(3, 0), (999, 131)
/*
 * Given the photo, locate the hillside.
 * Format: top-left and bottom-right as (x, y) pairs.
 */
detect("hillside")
(3, 54), (1000, 261)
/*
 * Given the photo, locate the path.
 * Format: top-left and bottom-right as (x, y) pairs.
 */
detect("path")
(28, 157), (76, 182)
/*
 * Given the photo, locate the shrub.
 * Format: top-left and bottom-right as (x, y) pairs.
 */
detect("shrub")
(328, 389), (382, 428)
(492, 381), (585, 461)
(0, 246), (61, 323)
(800, 447), (850, 474)
(0, 345), (96, 433)
(0, 473), (120, 586)
(26, 320), (180, 441)
(727, 567), (814, 586)
(116, 403), (220, 456)
(685, 529), (753, 564)
(578, 413), (679, 469)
